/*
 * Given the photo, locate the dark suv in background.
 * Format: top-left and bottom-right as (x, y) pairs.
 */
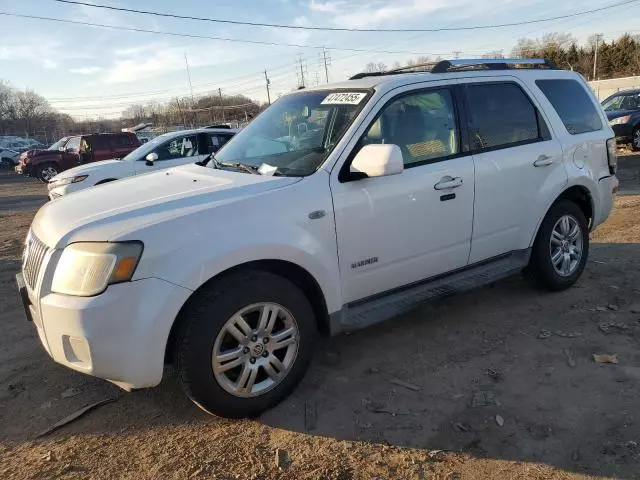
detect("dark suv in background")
(602, 89), (640, 150)
(16, 132), (140, 181)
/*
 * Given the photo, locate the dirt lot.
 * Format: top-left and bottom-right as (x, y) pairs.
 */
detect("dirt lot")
(1, 156), (640, 480)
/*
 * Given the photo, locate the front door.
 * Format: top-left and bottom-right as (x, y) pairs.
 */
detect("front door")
(330, 86), (475, 304)
(134, 133), (205, 175)
(59, 136), (81, 171)
(459, 79), (567, 264)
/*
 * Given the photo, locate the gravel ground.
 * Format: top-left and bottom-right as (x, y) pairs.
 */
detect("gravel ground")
(1, 155), (640, 480)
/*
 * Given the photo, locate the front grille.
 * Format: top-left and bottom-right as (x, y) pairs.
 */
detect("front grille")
(22, 232), (49, 289)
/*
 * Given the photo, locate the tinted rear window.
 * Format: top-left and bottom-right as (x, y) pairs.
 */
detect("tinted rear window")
(536, 79), (603, 135)
(464, 82), (541, 151)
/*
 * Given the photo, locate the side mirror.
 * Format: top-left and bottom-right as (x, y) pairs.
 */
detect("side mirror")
(350, 144), (404, 179)
(145, 152), (158, 166)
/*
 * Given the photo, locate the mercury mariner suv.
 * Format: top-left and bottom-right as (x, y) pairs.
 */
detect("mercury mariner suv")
(17, 59), (618, 418)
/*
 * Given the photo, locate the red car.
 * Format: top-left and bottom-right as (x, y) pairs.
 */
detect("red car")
(16, 132), (141, 182)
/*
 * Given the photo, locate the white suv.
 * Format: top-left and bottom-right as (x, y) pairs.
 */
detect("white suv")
(46, 128), (237, 199)
(17, 59), (618, 418)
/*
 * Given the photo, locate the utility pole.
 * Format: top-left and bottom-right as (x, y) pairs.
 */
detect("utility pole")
(319, 47), (331, 83)
(218, 88), (224, 122)
(184, 52), (194, 102)
(184, 52), (196, 128)
(593, 34), (603, 80)
(264, 69), (271, 105)
(296, 57), (307, 88)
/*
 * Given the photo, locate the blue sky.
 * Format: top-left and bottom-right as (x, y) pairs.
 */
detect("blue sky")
(0, 0), (636, 118)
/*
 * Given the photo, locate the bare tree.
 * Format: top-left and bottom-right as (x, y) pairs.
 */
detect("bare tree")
(364, 62), (388, 73)
(14, 89), (49, 137)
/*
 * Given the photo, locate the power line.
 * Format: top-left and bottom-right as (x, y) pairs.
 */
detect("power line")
(50, 0), (639, 33)
(0, 11), (459, 56)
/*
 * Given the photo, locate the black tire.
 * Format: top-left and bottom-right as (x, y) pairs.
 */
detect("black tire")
(524, 200), (589, 291)
(632, 126), (640, 151)
(36, 163), (59, 182)
(175, 270), (317, 418)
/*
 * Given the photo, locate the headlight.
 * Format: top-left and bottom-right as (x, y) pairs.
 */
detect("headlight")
(49, 175), (88, 189)
(609, 115), (631, 126)
(52, 242), (143, 296)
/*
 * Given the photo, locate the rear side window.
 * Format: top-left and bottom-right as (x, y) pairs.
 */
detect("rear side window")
(206, 133), (234, 153)
(117, 134), (135, 147)
(463, 83), (542, 151)
(536, 79), (603, 135)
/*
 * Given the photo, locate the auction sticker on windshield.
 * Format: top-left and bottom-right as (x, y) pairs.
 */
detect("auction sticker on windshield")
(321, 92), (367, 105)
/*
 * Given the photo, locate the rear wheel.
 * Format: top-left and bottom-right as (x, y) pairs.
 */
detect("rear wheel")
(524, 200), (589, 291)
(36, 163), (59, 182)
(175, 270), (317, 418)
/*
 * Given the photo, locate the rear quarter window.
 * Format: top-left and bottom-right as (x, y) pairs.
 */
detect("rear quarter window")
(535, 79), (603, 135)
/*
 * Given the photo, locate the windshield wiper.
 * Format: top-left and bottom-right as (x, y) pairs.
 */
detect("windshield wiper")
(210, 155), (261, 175)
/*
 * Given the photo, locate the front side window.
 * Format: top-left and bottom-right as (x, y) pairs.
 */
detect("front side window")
(153, 135), (199, 161)
(210, 89), (370, 176)
(536, 79), (603, 135)
(359, 89), (459, 166)
(65, 137), (80, 151)
(464, 83), (541, 151)
(48, 137), (69, 150)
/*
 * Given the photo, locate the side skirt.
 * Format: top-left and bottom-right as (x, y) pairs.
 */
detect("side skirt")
(332, 249), (531, 333)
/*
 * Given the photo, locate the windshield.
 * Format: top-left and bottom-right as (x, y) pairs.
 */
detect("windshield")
(121, 133), (172, 161)
(48, 137), (69, 150)
(209, 89), (370, 176)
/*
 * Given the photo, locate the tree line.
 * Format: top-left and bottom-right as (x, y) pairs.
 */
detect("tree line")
(362, 32), (640, 81)
(0, 79), (264, 145)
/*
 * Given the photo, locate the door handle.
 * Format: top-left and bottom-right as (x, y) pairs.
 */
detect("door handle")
(533, 155), (554, 167)
(434, 176), (463, 190)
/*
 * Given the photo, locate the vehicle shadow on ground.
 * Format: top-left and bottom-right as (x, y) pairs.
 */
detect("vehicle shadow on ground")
(2, 244), (640, 479)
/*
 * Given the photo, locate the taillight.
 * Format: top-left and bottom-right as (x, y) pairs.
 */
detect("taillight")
(606, 138), (617, 175)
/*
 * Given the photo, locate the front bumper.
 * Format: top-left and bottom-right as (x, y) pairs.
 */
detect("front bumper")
(14, 163), (30, 175)
(21, 250), (192, 390)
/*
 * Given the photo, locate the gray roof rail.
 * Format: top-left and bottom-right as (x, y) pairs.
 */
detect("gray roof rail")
(431, 58), (557, 73)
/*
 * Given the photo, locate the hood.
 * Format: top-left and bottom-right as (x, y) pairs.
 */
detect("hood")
(605, 109), (636, 121)
(51, 159), (122, 180)
(21, 148), (60, 162)
(32, 164), (301, 248)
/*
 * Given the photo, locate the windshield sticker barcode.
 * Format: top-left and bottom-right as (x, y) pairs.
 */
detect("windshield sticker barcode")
(321, 92), (367, 105)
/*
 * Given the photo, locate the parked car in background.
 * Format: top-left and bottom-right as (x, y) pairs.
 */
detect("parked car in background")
(18, 59), (617, 418)
(47, 128), (236, 199)
(601, 89), (640, 150)
(0, 148), (20, 168)
(16, 132), (140, 182)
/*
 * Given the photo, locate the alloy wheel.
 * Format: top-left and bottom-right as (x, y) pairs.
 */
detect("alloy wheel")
(212, 302), (299, 398)
(40, 166), (58, 182)
(549, 214), (583, 277)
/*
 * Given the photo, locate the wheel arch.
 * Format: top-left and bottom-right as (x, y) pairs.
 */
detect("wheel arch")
(164, 259), (331, 364)
(530, 184), (594, 247)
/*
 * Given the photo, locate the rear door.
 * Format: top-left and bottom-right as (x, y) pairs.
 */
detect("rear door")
(461, 78), (567, 263)
(109, 134), (135, 159)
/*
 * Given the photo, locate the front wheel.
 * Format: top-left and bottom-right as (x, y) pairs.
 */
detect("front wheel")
(175, 270), (317, 418)
(36, 163), (59, 182)
(524, 200), (589, 291)
(632, 127), (640, 151)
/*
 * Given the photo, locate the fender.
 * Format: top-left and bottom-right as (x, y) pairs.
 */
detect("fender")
(528, 175), (598, 247)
